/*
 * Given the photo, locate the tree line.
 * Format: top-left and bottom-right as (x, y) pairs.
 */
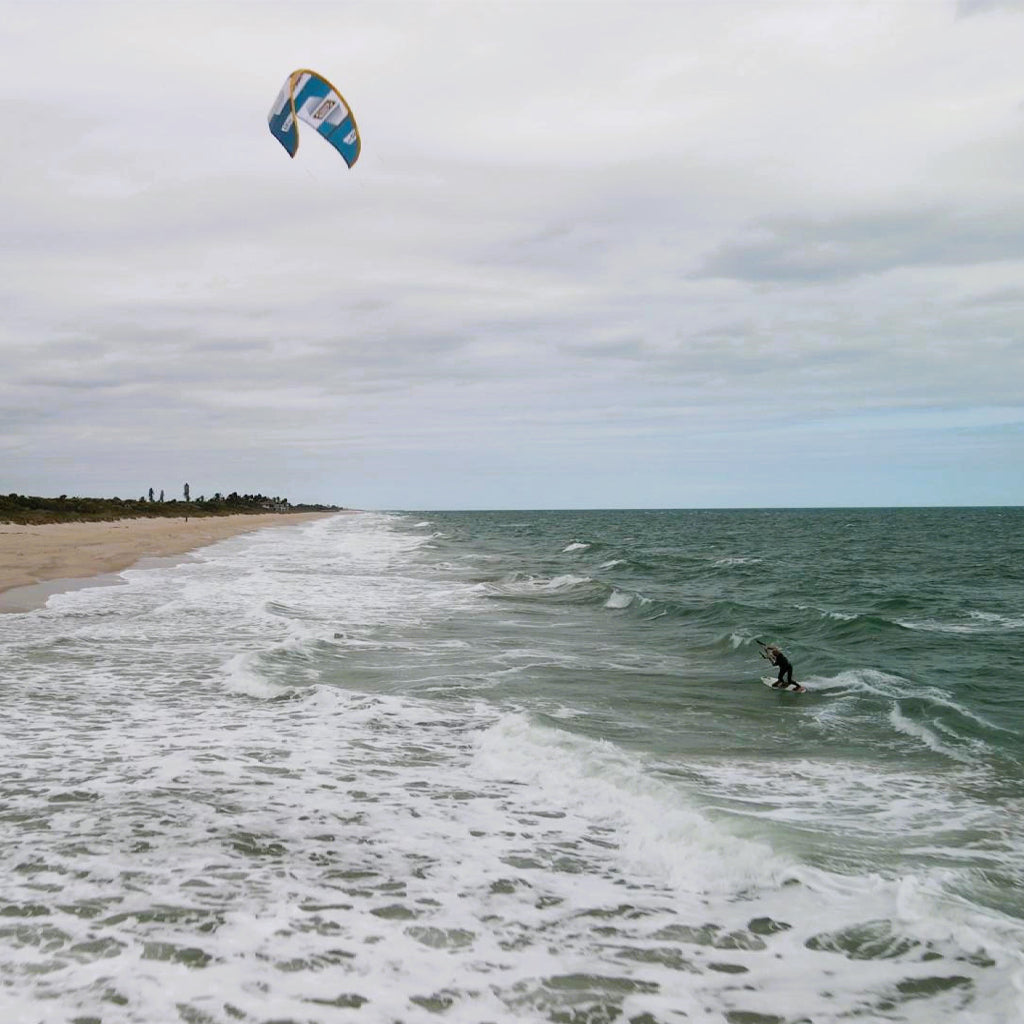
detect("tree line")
(0, 486), (342, 525)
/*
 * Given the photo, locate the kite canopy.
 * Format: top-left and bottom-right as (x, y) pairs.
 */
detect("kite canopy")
(267, 69), (361, 167)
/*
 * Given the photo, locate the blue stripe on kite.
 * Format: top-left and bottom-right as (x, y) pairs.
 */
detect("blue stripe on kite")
(295, 79), (332, 106)
(319, 115), (360, 167)
(268, 113), (299, 156)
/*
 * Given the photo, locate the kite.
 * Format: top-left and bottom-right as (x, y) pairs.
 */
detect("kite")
(267, 69), (361, 167)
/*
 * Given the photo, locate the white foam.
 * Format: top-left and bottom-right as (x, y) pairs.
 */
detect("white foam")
(712, 555), (762, 567)
(474, 712), (783, 894)
(480, 572), (596, 599)
(812, 669), (1011, 737)
(220, 652), (299, 699)
(546, 573), (592, 590)
(562, 541), (591, 553)
(3, 512), (1022, 1024)
(889, 704), (976, 764)
(469, 712), (1024, 1022)
(899, 618), (981, 634)
(899, 610), (1024, 634)
(969, 610), (1024, 630)
(604, 590), (634, 609)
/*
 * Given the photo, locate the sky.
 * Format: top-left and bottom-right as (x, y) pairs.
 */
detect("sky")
(2, 0), (1023, 510)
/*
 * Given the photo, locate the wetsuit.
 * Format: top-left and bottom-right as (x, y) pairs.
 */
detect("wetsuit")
(765, 646), (794, 686)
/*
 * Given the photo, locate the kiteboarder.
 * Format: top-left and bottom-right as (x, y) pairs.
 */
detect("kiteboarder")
(758, 641), (796, 688)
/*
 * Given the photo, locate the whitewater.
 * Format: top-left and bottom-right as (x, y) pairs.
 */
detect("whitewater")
(2, 508), (1022, 1023)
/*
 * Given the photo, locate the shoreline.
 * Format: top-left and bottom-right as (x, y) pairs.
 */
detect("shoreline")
(0, 512), (340, 612)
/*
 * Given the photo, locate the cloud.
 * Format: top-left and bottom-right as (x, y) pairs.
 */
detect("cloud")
(956, 0), (1024, 16)
(1, 1), (1023, 508)
(693, 206), (1024, 282)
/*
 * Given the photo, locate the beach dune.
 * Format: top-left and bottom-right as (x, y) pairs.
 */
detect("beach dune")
(0, 512), (337, 611)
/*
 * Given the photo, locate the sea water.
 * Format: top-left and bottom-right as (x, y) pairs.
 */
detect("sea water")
(1, 508), (1022, 1024)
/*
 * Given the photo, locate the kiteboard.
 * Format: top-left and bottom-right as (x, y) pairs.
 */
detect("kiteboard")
(762, 676), (806, 694)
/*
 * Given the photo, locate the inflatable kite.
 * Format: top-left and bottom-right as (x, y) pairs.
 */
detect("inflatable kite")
(267, 69), (361, 167)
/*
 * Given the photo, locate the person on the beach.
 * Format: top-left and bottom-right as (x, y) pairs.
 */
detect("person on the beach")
(759, 641), (795, 688)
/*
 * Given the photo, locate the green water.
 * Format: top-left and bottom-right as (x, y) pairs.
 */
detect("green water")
(1, 507), (1021, 1023)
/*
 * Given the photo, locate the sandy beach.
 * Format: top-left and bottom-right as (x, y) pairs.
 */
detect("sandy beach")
(0, 512), (338, 612)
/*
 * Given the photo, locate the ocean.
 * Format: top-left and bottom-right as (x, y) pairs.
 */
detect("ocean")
(1, 507), (1022, 1024)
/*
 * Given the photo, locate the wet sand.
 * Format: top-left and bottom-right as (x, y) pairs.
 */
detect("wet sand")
(0, 513), (339, 612)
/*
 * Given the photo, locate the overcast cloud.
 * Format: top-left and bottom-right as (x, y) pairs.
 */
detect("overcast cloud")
(2, 0), (1022, 509)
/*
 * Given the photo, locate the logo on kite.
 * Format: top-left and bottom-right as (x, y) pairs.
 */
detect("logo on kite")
(267, 69), (361, 168)
(312, 99), (337, 121)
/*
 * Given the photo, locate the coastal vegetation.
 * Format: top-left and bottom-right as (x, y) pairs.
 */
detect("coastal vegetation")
(0, 491), (343, 525)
